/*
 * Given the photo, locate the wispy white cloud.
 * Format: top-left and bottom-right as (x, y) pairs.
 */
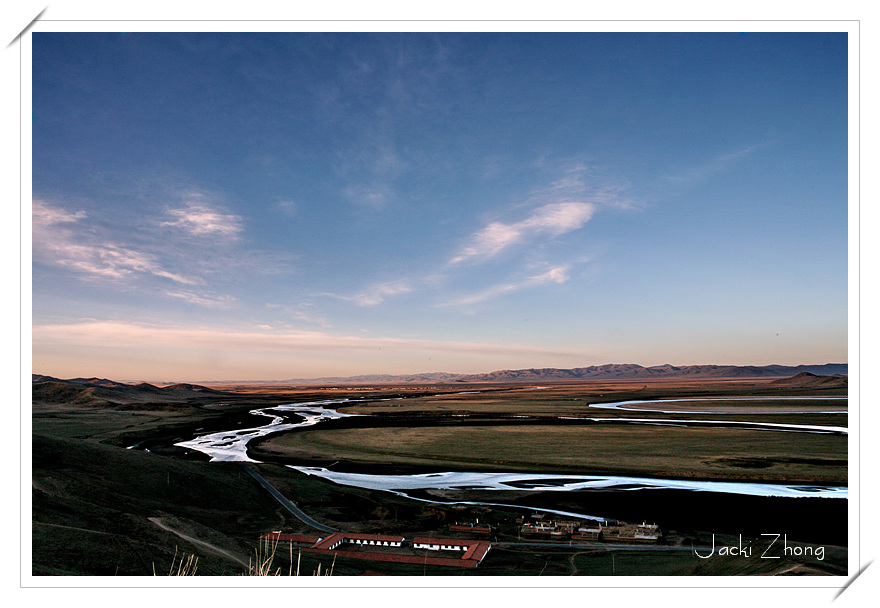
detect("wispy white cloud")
(33, 194), (296, 312)
(164, 290), (236, 309)
(32, 199), (202, 285)
(324, 280), (414, 307)
(32, 200), (86, 224)
(354, 281), (413, 306)
(665, 144), (765, 185)
(322, 164), (625, 309)
(266, 302), (332, 327)
(161, 201), (243, 238)
(531, 266), (570, 284)
(343, 186), (388, 210)
(527, 162), (639, 211)
(445, 265), (571, 306)
(450, 202), (596, 264)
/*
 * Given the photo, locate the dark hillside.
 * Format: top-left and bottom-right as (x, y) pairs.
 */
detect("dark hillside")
(770, 372), (848, 389)
(32, 433), (293, 575)
(32, 375), (233, 407)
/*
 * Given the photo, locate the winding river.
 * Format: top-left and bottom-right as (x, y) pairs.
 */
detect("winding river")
(588, 396), (847, 415)
(168, 395), (847, 505)
(174, 399), (362, 462)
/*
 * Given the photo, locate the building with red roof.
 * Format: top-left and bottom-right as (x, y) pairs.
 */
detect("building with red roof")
(293, 532), (491, 568)
(312, 532), (404, 551)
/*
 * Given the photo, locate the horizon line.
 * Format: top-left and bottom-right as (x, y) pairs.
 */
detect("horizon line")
(31, 361), (849, 386)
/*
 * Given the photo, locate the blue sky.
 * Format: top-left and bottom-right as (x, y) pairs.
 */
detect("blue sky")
(31, 32), (849, 382)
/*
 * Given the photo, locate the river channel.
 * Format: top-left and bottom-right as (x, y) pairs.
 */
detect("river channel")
(167, 395), (847, 508)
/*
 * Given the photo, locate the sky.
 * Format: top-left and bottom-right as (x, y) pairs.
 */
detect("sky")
(30, 31), (849, 382)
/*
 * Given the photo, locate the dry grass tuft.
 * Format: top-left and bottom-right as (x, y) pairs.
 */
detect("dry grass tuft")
(247, 538), (334, 576)
(153, 546), (199, 576)
(151, 539), (334, 576)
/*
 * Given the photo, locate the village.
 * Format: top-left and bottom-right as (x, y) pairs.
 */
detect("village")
(518, 513), (661, 543)
(259, 514), (662, 570)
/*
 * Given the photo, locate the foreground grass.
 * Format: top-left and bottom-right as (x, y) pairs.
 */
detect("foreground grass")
(155, 547), (199, 576)
(246, 539), (336, 576)
(152, 541), (341, 576)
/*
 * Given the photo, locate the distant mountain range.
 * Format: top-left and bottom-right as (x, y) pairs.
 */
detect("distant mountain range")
(277, 363), (848, 385)
(32, 364), (848, 394)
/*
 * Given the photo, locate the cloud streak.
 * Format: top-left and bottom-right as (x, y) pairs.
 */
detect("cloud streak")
(32, 196), (293, 309)
(322, 280), (414, 307)
(313, 165), (620, 311)
(450, 202), (596, 264)
(164, 290), (236, 309)
(445, 265), (571, 306)
(161, 201), (243, 238)
(665, 144), (766, 185)
(32, 199), (201, 285)
(33, 320), (591, 360)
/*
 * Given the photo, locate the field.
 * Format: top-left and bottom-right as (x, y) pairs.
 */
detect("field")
(254, 424), (846, 483)
(252, 380), (845, 482)
(31, 375), (848, 576)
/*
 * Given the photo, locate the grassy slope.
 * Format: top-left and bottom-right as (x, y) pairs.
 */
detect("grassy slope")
(31, 432), (293, 575)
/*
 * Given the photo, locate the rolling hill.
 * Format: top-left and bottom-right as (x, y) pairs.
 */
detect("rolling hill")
(32, 374), (228, 407)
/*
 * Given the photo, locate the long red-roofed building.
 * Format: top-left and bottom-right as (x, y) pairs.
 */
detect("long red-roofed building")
(312, 532), (405, 551)
(412, 537), (473, 551)
(292, 532), (491, 568)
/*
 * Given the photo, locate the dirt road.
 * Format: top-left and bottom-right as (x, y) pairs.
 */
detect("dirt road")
(148, 517), (251, 569)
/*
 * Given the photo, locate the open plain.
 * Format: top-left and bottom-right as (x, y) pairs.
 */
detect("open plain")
(31, 373), (848, 576)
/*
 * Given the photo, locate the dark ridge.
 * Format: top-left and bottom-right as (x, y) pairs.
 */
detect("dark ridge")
(770, 372), (848, 388)
(134, 382), (162, 392)
(67, 377), (131, 388)
(32, 375), (231, 407)
(162, 383), (224, 393)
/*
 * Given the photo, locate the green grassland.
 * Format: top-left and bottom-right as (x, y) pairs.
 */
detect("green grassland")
(334, 384), (847, 431)
(335, 380), (847, 416)
(253, 424), (846, 483)
(254, 381), (846, 483)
